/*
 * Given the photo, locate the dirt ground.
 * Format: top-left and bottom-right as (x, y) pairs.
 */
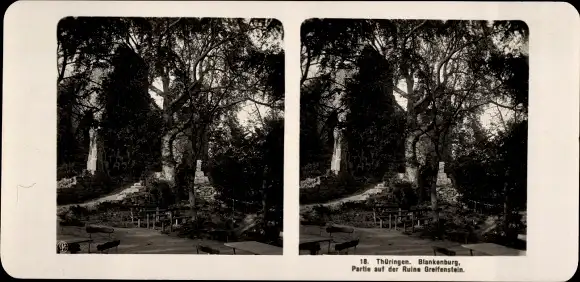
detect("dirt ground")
(57, 225), (254, 254)
(300, 224), (488, 256)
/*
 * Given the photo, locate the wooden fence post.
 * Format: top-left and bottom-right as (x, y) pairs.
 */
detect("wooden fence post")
(169, 211), (173, 233)
(389, 214), (392, 229)
(147, 214), (150, 229)
(138, 218), (141, 228)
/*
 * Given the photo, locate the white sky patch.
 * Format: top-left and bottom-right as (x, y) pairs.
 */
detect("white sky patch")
(150, 90), (164, 108)
(236, 101), (270, 130)
(394, 80), (410, 111)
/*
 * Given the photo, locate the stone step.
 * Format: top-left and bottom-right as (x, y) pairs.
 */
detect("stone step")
(123, 187), (141, 194)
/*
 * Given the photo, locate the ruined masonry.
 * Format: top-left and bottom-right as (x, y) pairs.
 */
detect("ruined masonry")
(194, 160), (217, 202)
(436, 162), (459, 203)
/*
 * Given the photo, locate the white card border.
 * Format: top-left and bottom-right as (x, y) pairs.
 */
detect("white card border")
(2, 1), (579, 281)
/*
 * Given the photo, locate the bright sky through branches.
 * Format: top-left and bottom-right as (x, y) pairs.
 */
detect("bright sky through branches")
(148, 21), (283, 132)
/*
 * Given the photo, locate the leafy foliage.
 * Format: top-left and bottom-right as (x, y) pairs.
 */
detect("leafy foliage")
(343, 47), (406, 179)
(299, 173), (371, 205)
(57, 172), (117, 205)
(209, 117), (284, 222)
(99, 45), (163, 180)
(299, 19), (528, 233)
(56, 17), (285, 239)
(450, 120), (527, 211)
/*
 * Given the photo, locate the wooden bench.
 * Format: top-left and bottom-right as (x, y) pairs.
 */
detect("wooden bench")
(299, 241), (321, 255)
(300, 219), (327, 235)
(96, 240), (121, 254)
(330, 239), (360, 255)
(432, 246), (456, 256)
(326, 226), (355, 238)
(300, 234), (333, 255)
(326, 225), (356, 253)
(85, 225), (116, 253)
(196, 244), (221, 255)
(445, 231), (470, 244)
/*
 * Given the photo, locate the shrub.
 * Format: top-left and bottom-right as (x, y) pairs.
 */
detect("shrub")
(391, 179), (418, 209)
(57, 177), (77, 189)
(147, 179), (175, 208)
(488, 211), (526, 241)
(120, 191), (151, 207)
(57, 163), (82, 180)
(300, 174), (372, 205)
(300, 163), (325, 179)
(58, 205), (89, 227)
(57, 172), (115, 205)
(483, 212), (526, 250)
(418, 204), (488, 243)
(95, 201), (125, 212)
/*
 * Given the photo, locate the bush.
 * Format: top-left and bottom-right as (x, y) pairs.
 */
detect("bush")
(58, 205), (90, 227)
(484, 211), (526, 248)
(95, 201), (125, 212)
(419, 204), (487, 243)
(147, 179), (175, 208)
(57, 163), (82, 180)
(57, 172), (116, 205)
(483, 212), (526, 250)
(391, 179), (418, 209)
(120, 191), (151, 207)
(300, 163), (325, 179)
(300, 202), (378, 228)
(57, 177), (77, 189)
(300, 174), (372, 205)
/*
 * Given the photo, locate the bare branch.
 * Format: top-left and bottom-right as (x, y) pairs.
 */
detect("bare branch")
(149, 85), (164, 97)
(394, 86), (408, 98)
(402, 20), (428, 47)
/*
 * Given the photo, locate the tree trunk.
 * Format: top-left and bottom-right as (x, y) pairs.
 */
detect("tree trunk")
(430, 174), (440, 223)
(161, 132), (175, 183)
(429, 158), (440, 224)
(86, 127), (99, 174)
(261, 164), (270, 234)
(502, 169), (510, 235)
(188, 123), (210, 223)
(404, 132), (420, 186)
(189, 187), (196, 222)
(158, 70), (177, 182)
(189, 129), (198, 222)
(330, 127), (343, 175)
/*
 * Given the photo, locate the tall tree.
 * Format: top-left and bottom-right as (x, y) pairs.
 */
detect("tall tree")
(300, 19), (528, 224)
(99, 45), (162, 179)
(342, 46), (405, 179)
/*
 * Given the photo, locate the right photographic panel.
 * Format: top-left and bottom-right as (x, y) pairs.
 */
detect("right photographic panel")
(299, 19), (528, 256)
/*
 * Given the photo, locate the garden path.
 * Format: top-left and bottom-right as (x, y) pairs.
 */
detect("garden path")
(58, 181), (145, 211)
(300, 182), (387, 212)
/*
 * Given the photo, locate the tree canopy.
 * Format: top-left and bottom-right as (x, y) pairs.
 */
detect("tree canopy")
(57, 17), (285, 228)
(300, 19), (528, 220)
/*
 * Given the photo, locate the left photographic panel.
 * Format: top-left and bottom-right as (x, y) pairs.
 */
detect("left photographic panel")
(56, 17), (285, 255)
